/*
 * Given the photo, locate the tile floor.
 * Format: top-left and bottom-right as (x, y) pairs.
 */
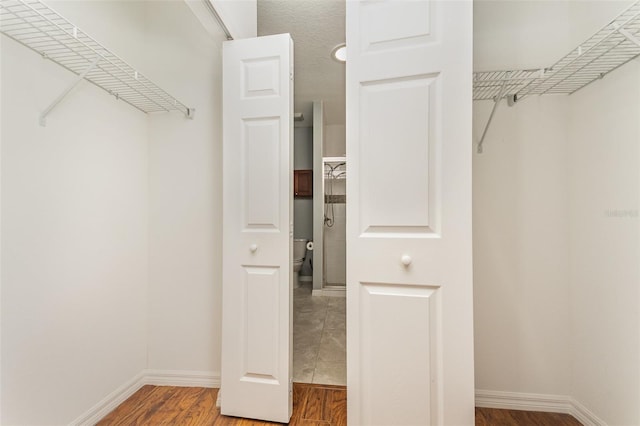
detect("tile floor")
(293, 282), (346, 385)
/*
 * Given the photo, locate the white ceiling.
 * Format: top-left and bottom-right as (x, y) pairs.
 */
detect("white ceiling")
(257, 0), (345, 127)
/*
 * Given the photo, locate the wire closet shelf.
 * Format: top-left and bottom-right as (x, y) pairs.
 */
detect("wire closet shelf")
(473, 0), (640, 101)
(0, 0), (194, 120)
(473, 0), (640, 153)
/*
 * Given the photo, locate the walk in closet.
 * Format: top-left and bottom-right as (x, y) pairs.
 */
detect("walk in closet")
(473, 1), (639, 424)
(1, 0), (223, 423)
(1, 0), (638, 424)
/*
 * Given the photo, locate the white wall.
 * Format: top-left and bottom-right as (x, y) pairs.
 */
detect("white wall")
(145, 0), (226, 377)
(324, 124), (345, 158)
(0, 3), (149, 423)
(53, 0), (227, 379)
(474, 0), (571, 71)
(473, 96), (571, 395)
(1, 0), (226, 423)
(474, 1), (639, 422)
(210, 0), (257, 39)
(568, 58), (640, 425)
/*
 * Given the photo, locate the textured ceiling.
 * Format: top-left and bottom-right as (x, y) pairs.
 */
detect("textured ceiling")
(257, 0), (345, 127)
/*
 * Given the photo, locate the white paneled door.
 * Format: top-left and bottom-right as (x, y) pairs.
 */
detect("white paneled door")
(221, 33), (293, 423)
(346, 1), (474, 425)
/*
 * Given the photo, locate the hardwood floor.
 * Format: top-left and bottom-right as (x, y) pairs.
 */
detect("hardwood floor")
(475, 407), (582, 426)
(98, 384), (582, 425)
(97, 383), (346, 425)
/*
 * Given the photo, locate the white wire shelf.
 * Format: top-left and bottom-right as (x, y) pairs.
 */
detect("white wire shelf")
(474, 1), (640, 153)
(473, 69), (545, 101)
(0, 0), (194, 121)
(473, 0), (640, 101)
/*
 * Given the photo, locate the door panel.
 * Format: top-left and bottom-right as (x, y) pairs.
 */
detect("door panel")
(360, 73), (439, 235)
(242, 117), (281, 230)
(243, 266), (280, 382)
(222, 33), (293, 423)
(359, 283), (440, 425)
(346, 1), (474, 425)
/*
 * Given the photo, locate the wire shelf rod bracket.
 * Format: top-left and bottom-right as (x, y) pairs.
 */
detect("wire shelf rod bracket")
(39, 54), (101, 126)
(477, 75), (509, 154)
(615, 24), (640, 48)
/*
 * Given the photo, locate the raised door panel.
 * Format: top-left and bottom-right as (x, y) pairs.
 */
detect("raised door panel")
(242, 266), (280, 383)
(359, 283), (440, 425)
(360, 1), (433, 53)
(243, 118), (281, 231)
(359, 74), (440, 236)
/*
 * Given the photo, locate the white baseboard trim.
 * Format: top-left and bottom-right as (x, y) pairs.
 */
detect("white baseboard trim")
(570, 397), (607, 426)
(70, 369), (220, 425)
(475, 389), (572, 414)
(144, 369), (220, 388)
(70, 371), (146, 426)
(475, 390), (607, 426)
(312, 287), (346, 297)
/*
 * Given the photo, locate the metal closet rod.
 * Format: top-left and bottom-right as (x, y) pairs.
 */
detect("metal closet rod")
(202, 0), (233, 41)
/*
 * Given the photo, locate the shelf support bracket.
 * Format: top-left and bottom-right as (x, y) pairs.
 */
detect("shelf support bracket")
(40, 55), (101, 126)
(477, 76), (509, 154)
(616, 25), (640, 48)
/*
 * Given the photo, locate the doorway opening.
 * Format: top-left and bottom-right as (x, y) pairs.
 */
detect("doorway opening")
(257, 0), (347, 387)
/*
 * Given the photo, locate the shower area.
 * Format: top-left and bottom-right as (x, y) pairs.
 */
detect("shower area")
(322, 158), (346, 290)
(312, 101), (347, 297)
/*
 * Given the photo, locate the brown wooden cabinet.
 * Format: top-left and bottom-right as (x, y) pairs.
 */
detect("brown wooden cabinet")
(294, 169), (313, 198)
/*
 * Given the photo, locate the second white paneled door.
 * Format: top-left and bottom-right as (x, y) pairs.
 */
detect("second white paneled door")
(346, 1), (475, 425)
(221, 33), (294, 423)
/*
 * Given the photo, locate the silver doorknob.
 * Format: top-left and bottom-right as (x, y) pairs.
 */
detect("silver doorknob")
(250, 244), (258, 253)
(401, 255), (412, 266)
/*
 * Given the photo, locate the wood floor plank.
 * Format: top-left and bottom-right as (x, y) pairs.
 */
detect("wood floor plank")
(161, 387), (209, 425)
(290, 383), (310, 424)
(98, 386), (180, 426)
(96, 385), (156, 425)
(129, 386), (183, 425)
(300, 385), (331, 421)
(143, 387), (206, 425)
(328, 388), (347, 426)
(171, 387), (219, 425)
(475, 407), (583, 426)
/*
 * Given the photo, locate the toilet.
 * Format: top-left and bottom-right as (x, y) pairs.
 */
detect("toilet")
(293, 239), (308, 288)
